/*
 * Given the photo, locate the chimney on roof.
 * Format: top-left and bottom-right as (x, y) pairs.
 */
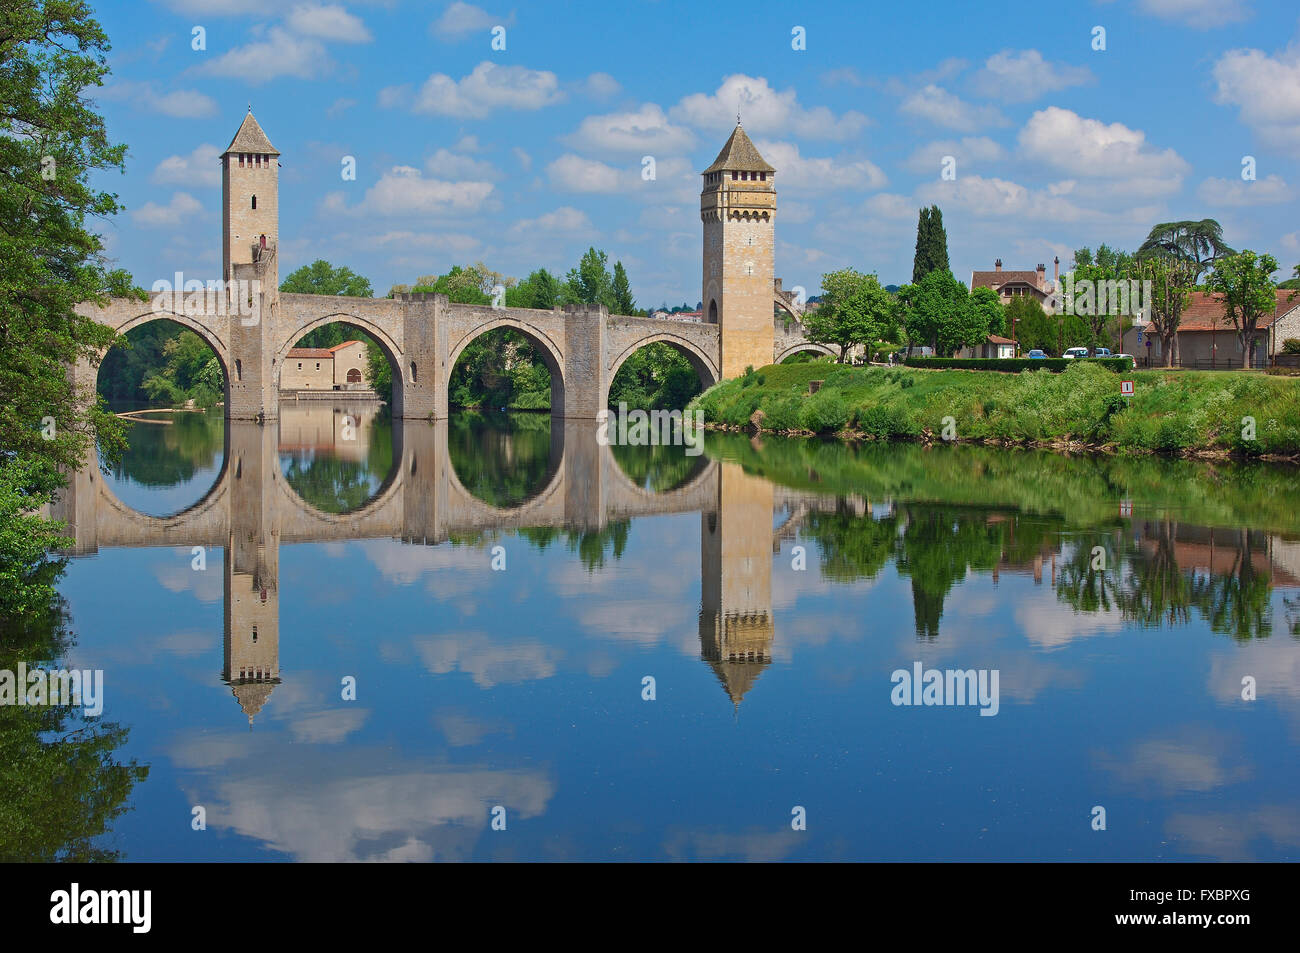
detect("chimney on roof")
(994, 258), (1002, 273)
(1036, 263), (1046, 288)
(1053, 256), (1060, 283)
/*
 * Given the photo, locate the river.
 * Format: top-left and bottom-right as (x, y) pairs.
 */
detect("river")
(17, 400), (1300, 861)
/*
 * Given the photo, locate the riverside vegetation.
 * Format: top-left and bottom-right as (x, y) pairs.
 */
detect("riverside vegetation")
(690, 359), (1300, 458)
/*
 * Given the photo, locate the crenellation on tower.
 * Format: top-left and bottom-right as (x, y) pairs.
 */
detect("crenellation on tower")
(701, 122), (777, 378)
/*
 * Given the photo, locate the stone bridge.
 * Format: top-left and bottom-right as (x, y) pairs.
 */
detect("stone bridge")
(73, 261), (830, 422)
(51, 418), (731, 554)
(49, 421), (838, 717)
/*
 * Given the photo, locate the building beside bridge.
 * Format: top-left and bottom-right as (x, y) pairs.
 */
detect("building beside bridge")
(282, 339), (371, 392)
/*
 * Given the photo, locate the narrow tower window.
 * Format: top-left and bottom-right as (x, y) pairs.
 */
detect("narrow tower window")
(251, 195), (257, 210)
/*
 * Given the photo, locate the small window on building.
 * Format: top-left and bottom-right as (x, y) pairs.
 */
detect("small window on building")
(251, 195), (257, 210)
(410, 361), (418, 383)
(732, 171), (738, 180)
(315, 362), (320, 370)
(297, 362), (302, 369)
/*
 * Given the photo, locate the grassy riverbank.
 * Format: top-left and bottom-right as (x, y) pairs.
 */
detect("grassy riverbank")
(690, 361), (1300, 458)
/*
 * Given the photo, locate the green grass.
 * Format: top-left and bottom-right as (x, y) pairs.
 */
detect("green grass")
(690, 362), (1300, 456)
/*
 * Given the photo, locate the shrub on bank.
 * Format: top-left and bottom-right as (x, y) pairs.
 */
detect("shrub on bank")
(903, 356), (1132, 373)
(688, 360), (1300, 455)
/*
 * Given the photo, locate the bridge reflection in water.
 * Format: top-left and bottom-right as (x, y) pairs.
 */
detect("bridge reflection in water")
(51, 411), (834, 722)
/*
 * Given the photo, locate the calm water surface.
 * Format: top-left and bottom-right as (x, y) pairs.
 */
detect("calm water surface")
(30, 401), (1300, 860)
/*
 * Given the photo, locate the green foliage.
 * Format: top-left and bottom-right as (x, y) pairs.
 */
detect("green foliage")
(607, 343), (701, 410)
(911, 205), (950, 284)
(696, 360), (1300, 454)
(611, 261), (636, 315)
(1282, 338), (1300, 354)
(803, 268), (895, 362)
(895, 269), (993, 356)
(799, 388), (850, 433)
(1, 0), (135, 509)
(1137, 219), (1234, 280)
(904, 356), (1131, 373)
(1203, 250), (1281, 368)
(280, 259), (374, 298)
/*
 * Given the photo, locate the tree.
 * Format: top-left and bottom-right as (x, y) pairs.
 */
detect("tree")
(1130, 254), (1195, 367)
(1069, 245), (1135, 348)
(1, 0), (135, 510)
(1137, 219), (1234, 281)
(564, 247), (613, 308)
(895, 270), (989, 356)
(803, 269), (894, 363)
(1203, 250), (1279, 368)
(611, 261), (636, 315)
(911, 205), (950, 284)
(280, 260), (374, 298)
(970, 286), (1005, 339)
(1006, 296), (1054, 353)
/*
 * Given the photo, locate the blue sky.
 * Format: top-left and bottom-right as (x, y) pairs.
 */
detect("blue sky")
(91, 0), (1300, 308)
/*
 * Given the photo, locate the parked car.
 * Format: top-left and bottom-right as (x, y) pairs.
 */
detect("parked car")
(1115, 353), (1138, 368)
(1092, 347), (1113, 358)
(1027, 349), (1047, 359)
(1063, 347), (1090, 360)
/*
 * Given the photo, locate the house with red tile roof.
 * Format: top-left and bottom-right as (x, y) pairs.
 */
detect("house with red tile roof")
(1121, 289), (1300, 368)
(970, 257), (1062, 314)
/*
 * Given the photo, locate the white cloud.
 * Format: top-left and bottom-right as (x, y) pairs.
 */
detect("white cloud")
(424, 148), (499, 179)
(285, 3), (373, 43)
(431, 2), (514, 38)
(917, 175), (1095, 222)
(863, 193), (920, 220)
(899, 84), (1010, 132)
(1212, 39), (1300, 155)
(971, 49), (1094, 102)
(132, 192), (204, 228)
(1018, 107), (1190, 188)
(360, 166), (494, 215)
(411, 61), (564, 118)
(581, 72), (621, 99)
(754, 140), (886, 191)
(1136, 0), (1252, 30)
(152, 144), (221, 186)
(1197, 174), (1294, 206)
(671, 74), (868, 140)
(903, 136), (1006, 173)
(564, 103), (695, 154)
(194, 26), (329, 83)
(96, 80), (218, 118)
(546, 154), (622, 193)
(512, 146), (532, 171)
(507, 206), (593, 238)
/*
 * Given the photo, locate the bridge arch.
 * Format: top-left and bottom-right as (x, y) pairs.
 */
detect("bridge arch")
(774, 294), (802, 321)
(103, 309), (232, 395)
(776, 342), (837, 363)
(274, 311), (405, 411)
(447, 317), (566, 413)
(604, 333), (720, 408)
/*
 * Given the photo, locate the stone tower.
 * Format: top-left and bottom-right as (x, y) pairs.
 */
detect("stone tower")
(221, 109), (279, 282)
(221, 110), (281, 420)
(699, 460), (776, 707)
(222, 422), (281, 725)
(701, 122), (777, 379)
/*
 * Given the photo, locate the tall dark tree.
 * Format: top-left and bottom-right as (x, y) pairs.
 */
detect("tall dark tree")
(912, 205), (950, 284)
(611, 261), (636, 315)
(1137, 219), (1235, 281)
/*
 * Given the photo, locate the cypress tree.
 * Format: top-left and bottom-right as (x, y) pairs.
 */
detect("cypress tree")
(912, 205), (951, 283)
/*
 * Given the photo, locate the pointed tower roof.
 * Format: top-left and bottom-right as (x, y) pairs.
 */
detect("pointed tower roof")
(223, 110), (279, 157)
(707, 657), (769, 707)
(703, 122), (774, 174)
